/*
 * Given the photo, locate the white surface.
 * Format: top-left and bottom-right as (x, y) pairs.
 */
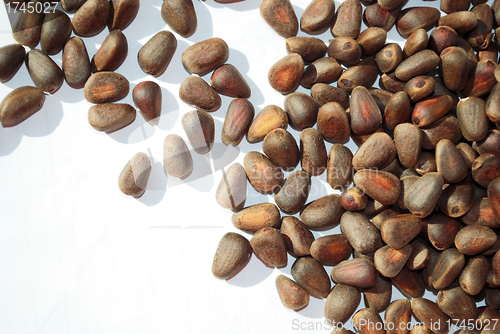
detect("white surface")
(0, 1), (487, 333)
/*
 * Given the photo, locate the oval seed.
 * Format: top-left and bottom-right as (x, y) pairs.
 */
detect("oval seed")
(260, 0), (298, 38)
(231, 203), (280, 233)
(268, 53), (304, 95)
(84, 72), (129, 104)
(300, 194), (344, 230)
(349, 86), (383, 135)
(250, 227), (287, 268)
(455, 225), (497, 256)
(132, 81), (162, 126)
(374, 244), (412, 278)
(354, 169), (401, 206)
(179, 76), (221, 112)
(163, 134), (193, 178)
(26, 49), (64, 94)
(325, 284), (361, 324)
(138, 31), (177, 77)
(436, 139), (469, 184)
(263, 128), (300, 171)
(215, 163), (247, 212)
(300, 128), (327, 176)
(222, 98), (255, 146)
(291, 257), (331, 299)
(161, 0), (197, 38)
(244, 151), (283, 195)
(88, 103), (136, 134)
(62, 37), (91, 89)
(405, 172), (444, 218)
(431, 248), (466, 290)
(212, 232), (252, 280)
(0, 44), (25, 84)
(280, 216), (314, 257)
(331, 258), (378, 288)
(182, 38), (229, 76)
(310, 234), (351, 266)
(275, 275), (309, 311)
(331, 0), (362, 38)
(381, 214), (421, 249)
(40, 10), (72, 56)
(118, 152), (151, 198)
(91, 29), (128, 72)
(181, 110), (215, 155)
(340, 211), (381, 254)
(210, 64), (251, 98)
(300, 0), (335, 34)
(108, 0), (140, 31)
(274, 170), (310, 214)
(0, 86), (45, 128)
(72, 0), (110, 37)
(247, 105), (288, 144)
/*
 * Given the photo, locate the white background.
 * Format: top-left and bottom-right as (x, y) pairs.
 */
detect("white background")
(0, 0), (488, 333)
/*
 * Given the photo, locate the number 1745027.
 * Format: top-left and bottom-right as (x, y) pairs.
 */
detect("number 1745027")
(5, 2), (59, 14)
